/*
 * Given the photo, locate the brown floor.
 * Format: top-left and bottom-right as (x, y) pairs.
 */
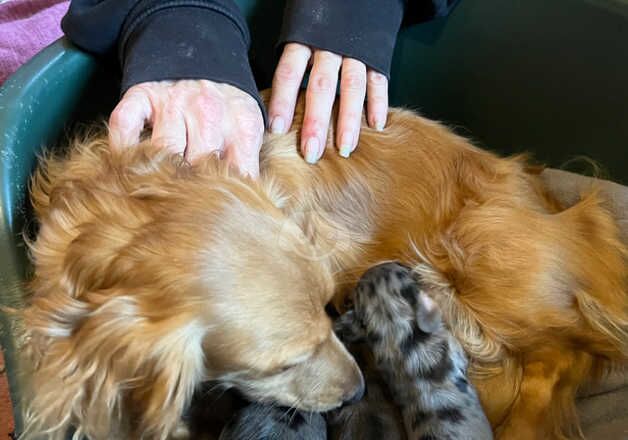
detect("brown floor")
(0, 351), (15, 439)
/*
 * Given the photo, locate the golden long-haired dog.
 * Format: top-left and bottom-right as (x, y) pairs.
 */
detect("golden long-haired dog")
(20, 92), (626, 439)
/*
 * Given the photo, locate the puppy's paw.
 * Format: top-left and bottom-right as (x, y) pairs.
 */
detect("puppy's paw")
(334, 310), (366, 344)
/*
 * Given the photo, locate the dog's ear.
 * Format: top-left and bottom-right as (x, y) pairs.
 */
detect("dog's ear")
(415, 291), (442, 334)
(22, 292), (207, 440)
(128, 314), (207, 438)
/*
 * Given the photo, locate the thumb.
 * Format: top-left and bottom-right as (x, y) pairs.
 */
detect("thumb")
(108, 89), (152, 149)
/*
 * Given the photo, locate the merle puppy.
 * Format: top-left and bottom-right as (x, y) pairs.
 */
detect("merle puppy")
(335, 262), (493, 440)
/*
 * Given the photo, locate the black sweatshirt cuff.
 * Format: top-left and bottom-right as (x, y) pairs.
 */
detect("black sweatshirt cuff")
(119, 2), (267, 122)
(404, 0), (460, 26)
(279, 0), (405, 78)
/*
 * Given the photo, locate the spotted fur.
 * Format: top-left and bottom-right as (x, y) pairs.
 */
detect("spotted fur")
(337, 262), (493, 440)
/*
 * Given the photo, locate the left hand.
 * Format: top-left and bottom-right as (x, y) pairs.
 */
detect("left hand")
(108, 80), (264, 178)
(268, 43), (389, 163)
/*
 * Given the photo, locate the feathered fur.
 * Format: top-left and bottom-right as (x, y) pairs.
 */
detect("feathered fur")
(19, 92), (627, 439)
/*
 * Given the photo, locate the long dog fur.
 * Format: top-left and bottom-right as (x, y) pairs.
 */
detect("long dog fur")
(20, 92), (626, 439)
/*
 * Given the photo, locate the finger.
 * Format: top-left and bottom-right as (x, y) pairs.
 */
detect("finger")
(302, 50), (342, 164)
(108, 88), (152, 148)
(268, 43), (312, 134)
(184, 113), (225, 164)
(182, 90), (227, 163)
(150, 104), (187, 156)
(366, 69), (389, 131)
(224, 101), (263, 178)
(223, 137), (261, 179)
(336, 58), (367, 158)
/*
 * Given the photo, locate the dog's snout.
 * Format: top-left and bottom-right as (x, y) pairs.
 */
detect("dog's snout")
(343, 378), (365, 405)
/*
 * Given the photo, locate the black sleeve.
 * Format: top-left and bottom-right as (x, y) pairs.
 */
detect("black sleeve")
(278, 0), (460, 79)
(62, 0), (266, 121)
(404, 0), (460, 26)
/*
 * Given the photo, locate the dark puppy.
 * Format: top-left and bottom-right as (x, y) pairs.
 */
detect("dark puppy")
(327, 340), (405, 440)
(218, 403), (326, 440)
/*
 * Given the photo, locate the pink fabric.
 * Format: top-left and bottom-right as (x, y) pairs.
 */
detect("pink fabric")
(0, 0), (69, 84)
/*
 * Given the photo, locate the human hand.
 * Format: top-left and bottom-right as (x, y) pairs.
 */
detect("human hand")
(268, 43), (389, 163)
(108, 80), (264, 178)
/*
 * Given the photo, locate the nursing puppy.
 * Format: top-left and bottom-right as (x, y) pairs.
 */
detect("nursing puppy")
(20, 91), (627, 439)
(218, 404), (326, 440)
(335, 262), (493, 440)
(327, 368), (404, 440)
(328, 319), (405, 440)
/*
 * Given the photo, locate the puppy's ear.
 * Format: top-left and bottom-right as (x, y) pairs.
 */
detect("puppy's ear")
(415, 292), (442, 334)
(334, 310), (366, 344)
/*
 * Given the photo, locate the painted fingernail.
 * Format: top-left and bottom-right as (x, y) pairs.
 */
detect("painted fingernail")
(375, 120), (385, 131)
(305, 137), (320, 164)
(339, 132), (353, 158)
(270, 116), (285, 134)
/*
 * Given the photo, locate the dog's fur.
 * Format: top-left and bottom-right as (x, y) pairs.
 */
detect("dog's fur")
(20, 91), (627, 439)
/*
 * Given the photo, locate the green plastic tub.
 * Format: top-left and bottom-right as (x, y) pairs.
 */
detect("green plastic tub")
(1, 0), (627, 434)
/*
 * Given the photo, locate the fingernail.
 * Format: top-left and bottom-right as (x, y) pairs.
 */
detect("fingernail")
(375, 120), (385, 131)
(270, 116), (285, 134)
(305, 137), (320, 164)
(339, 132), (353, 158)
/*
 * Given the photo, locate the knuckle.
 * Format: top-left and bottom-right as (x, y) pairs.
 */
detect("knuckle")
(368, 71), (388, 86)
(193, 95), (224, 123)
(127, 83), (151, 95)
(131, 82), (163, 99)
(340, 110), (361, 124)
(309, 73), (336, 94)
(131, 83), (153, 95)
(196, 123), (222, 146)
(342, 71), (366, 92)
(109, 105), (134, 131)
(317, 50), (342, 65)
(284, 42), (310, 55)
(160, 104), (181, 121)
(279, 43), (312, 63)
(269, 97), (289, 114)
(238, 116), (264, 145)
(274, 62), (301, 83)
(302, 117), (325, 136)
(197, 79), (220, 97)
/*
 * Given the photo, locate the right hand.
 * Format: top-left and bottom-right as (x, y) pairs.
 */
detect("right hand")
(268, 43), (389, 162)
(108, 79), (264, 178)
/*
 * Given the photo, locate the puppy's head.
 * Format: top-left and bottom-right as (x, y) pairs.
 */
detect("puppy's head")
(21, 140), (362, 439)
(361, 263), (441, 329)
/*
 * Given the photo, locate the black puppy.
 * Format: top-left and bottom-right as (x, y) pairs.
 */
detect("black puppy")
(218, 403), (326, 440)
